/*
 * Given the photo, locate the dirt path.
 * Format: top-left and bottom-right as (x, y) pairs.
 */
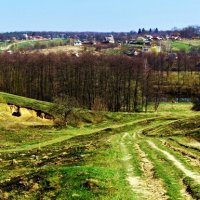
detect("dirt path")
(135, 144), (168, 200)
(120, 133), (141, 193)
(120, 133), (168, 199)
(148, 141), (200, 184)
(120, 133), (150, 199)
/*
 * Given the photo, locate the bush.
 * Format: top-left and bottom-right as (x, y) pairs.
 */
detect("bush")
(91, 98), (108, 111)
(192, 97), (200, 111)
(53, 118), (66, 127)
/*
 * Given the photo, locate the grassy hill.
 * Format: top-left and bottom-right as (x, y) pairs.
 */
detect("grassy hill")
(0, 92), (53, 112)
(0, 93), (200, 199)
(0, 92), (107, 128)
(0, 39), (69, 52)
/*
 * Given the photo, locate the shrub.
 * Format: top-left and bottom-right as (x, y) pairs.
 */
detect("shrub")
(191, 97), (200, 111)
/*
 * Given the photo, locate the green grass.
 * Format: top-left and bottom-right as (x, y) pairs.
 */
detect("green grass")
(156, 102), (193, 113)
(0, 92), (106, 128)
(0, 120), (138, 199)
(0, 41), (9, 48)
(1, 92), (200, 199)
(171, 41), (191, 52)
(104, 48), (123, 55)
(166, 39), (200, 52)
(182, 39), (200, 47)
(0, 107), (157, 152)
(8, 39), (69, 51)
(122, 136), (143, 176)
(183, 177), (200, 199)
(142, 113), (200, 137)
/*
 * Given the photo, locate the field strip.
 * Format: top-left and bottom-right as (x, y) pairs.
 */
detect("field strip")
(134, 144), (168, 199)
(148, 141), (200, 184)
(0, 116), (162, 153)
(120, 133), (168, 199)
(120, 133), (152, 199)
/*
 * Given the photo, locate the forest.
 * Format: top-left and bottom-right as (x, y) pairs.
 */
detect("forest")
(0, 52), (200, 112)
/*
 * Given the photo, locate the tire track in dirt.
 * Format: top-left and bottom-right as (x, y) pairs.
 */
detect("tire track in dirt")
(169, 138), (200, 153)
(120, 133), (141, 197)
(160, 139), (200, 167)
(148, 141), (200, 184)
(120, 133), (168, 199)
(135, 144), (168, 200)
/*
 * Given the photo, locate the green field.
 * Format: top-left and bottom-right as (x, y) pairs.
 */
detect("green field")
(0, 39), (69, 52)
(170, 39), (200, 52)
(0, 93), (200, 199)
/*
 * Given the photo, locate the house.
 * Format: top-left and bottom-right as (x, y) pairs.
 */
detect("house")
(104, 35), (115, 44)
(129, 37), (151, 45)
(128, 40), (137, 44)
(170, 33), (181, 40)
(22, 34), (28, 40)
(32, 36), (47, 40)
(152, 35), (163, 40)
(145, 35), (153, 40)
(6, 50), (13, 54)
(82, 40), (96, 45)
(74, 40), (82, 46)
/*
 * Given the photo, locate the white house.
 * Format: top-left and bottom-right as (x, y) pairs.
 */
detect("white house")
(74, 40), (82, 46)
(105, 35), (115, 44)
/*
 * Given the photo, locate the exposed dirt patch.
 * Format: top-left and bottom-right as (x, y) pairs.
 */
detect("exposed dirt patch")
(120, 133), (168, 199)
(8, 103), (54, 120)
(135, 144), (168, 200)
(0, 103), (54, 129)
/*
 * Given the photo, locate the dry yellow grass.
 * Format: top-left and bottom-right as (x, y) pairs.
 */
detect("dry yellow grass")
(30, 45), (96, 55)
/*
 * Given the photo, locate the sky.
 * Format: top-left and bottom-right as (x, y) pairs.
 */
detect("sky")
(1, 0), (200, 32)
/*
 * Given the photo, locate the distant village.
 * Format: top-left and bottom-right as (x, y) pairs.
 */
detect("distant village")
(0, 26), (200, 55)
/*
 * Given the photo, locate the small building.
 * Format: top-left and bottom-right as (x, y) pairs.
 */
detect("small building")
(145, 35), (153, 40)
(22, 34), (29, 40)
(74, 40), (82, 46)
(104, 35), (115, 44)
(82, 40), (96, 45)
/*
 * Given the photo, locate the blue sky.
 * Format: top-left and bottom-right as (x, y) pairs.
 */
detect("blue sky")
(1, 0), (199, 32)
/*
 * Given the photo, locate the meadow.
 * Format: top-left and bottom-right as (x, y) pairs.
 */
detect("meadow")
(0, 93), (200, 199)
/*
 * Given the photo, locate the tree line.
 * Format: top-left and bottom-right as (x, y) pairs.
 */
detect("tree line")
(0, 52), (200, 112)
